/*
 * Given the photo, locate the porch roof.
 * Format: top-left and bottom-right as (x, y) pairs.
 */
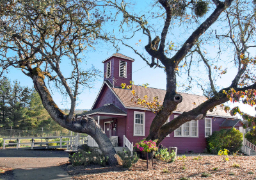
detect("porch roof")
(220, 119), (241, 127)
(83, 104), (127, 116)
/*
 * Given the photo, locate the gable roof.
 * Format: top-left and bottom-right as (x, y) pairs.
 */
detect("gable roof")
(220, 119), (241, 127)
(112, 85), (232, 117)
(84, 104), (126, 116)
(102, 53), (135, 63)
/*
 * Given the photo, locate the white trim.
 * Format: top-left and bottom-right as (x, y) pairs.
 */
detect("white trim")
(106, 61), (111, 78)
(86, 112), (127, 116)
(126, 107), (234, 119)
(133, 111), (145, 136)
(104, 121), (113, 133)
(205, 118), (212, 137)
(90, 81), (126, 110)
(102, 55), (135, 63)
(174, 115), (199, 138)
(119, 60), (127, 78)
(90, 82), (107, 110)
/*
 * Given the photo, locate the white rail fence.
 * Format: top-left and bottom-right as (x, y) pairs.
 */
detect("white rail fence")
(2, 134), (86, 150)
(242, 138), (256, 156)
(87, 136), (119, 147)
(123, 135), (133, 155)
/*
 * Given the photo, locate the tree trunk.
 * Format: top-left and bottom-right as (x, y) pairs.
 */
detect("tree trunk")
(30, 71), (118, 165)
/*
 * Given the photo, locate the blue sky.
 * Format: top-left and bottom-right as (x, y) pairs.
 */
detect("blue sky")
(2, 0), (256, 116)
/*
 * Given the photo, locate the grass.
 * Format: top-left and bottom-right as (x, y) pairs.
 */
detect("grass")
(212, 167), (219, 171)
(229, 172), (235, 176)
(201, 172), (211, 177)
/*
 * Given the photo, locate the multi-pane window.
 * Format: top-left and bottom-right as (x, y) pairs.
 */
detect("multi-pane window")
(174, 126), (182, 136)
(119, 60), (127, 78)
(205, 118), (212, 137)
(134, 112), (145, 136)
(106, 61), (111, 78)
(174, 115), (198, 137)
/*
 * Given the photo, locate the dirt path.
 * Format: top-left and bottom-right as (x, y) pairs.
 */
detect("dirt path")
(0, 149), (72, 180)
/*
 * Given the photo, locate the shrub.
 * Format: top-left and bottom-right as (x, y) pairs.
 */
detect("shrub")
(155, 148), (176, 163)
(117, 150), (139, 168)
(245, 130), (256, 145)
(78, 144), (92, 152)
(70, 150), (109, 167)
(0, 138), (3, 147)
(207, 128), (243, 154)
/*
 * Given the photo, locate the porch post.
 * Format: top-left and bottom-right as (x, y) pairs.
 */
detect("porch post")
(97, 115), (100, 124)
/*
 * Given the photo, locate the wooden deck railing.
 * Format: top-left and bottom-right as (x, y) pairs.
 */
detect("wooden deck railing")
(123, 135), (133, 154)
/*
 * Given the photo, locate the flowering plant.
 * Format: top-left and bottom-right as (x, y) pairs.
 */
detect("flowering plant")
(134, 139), (158, 152)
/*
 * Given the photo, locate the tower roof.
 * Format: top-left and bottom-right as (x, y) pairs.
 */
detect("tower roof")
(102, 53), (135, 63)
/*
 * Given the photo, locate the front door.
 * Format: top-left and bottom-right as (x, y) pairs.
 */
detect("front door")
(104, 122), (112, 138)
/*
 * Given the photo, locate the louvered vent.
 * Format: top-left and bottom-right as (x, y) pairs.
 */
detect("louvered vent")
(106, 61), (111, 78)
(119, 60), (127, 78)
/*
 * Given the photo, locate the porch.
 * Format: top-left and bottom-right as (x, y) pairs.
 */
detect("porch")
(80, 104), (133, 153)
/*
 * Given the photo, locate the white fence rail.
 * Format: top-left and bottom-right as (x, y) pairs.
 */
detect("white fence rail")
(241, 138), (256, 156)
(87, 136), (118, 147)
(2, 134), (86, 150)
(123, 135), (133, 154)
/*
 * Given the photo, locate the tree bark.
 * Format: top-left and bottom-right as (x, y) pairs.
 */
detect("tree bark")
(30, 70), (118, 165)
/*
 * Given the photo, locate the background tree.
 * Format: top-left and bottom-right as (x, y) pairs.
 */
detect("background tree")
(106, 0), (256, 144)
(0, 0), (118, 165)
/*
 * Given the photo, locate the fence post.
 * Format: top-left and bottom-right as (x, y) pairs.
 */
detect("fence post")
(60, 137), (62, 148)
(31, 138), (34, 149)
(16, 138), (19, 149)
(123, 135), (125, 147)
(3, 139), (5, 149)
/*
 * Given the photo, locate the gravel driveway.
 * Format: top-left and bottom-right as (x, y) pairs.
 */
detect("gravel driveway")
(0, 149), (71, 180)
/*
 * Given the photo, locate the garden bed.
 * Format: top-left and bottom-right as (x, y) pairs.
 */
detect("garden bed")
(63, 155), (256, 180)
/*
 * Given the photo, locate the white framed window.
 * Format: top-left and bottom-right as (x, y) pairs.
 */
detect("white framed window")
(119, 60), (127, 78)
(174, 115), (199, 137)
(134, 111), (145, 136)
(205, 118), (212, 137)
(106, 61), (111, 78)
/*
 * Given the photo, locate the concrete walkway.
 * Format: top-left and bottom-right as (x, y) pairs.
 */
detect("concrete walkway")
(13, 166), (72, 180)
(0, 149), (72, 180)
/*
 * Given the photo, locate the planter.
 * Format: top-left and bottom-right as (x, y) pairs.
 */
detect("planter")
(136, 151), (154, 160)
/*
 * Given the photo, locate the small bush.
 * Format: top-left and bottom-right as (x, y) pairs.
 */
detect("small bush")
(70, 150), (109, 167)
(78, 144), (92, 152)
(207, 128), (243, 154)
(245, 130), (256, 145)
(232, 163), (240, 168)
(0, 138), (3, 147)
(155, 148), (176, 163)
(118, 151), (138, 168)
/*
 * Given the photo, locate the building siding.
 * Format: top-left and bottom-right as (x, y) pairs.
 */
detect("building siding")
(94, 85), (126, 112)
(125, 109), (235, 154)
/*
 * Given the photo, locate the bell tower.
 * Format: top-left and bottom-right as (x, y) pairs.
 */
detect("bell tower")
(103, 53), (134, 88)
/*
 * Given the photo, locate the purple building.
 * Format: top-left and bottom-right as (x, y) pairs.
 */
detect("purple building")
(84, 53), (242, 153)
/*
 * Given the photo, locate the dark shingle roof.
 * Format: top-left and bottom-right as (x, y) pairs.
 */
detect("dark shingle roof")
(84, 104), (126, 116)
(102, 53), (134, 63)
(220, 119), (241, 127)
(112, 85), (232, 117)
